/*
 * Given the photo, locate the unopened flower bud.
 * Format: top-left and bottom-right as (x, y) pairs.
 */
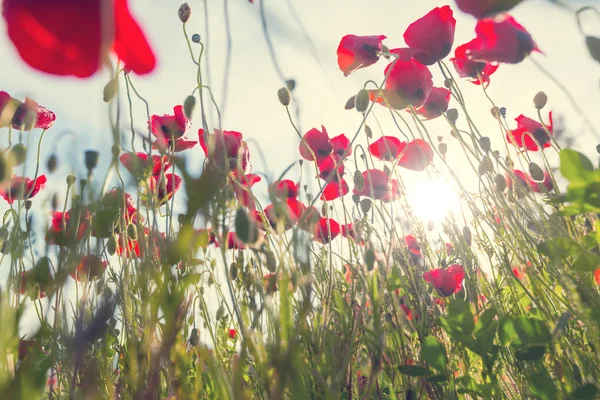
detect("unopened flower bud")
(107, 236), (117, 255)
(286, 79), (296, 92)
(10, 144), (27, 166)
(345, 95), (356, 110)
(478, 137), (491, 153)
(528, 162), (545, 182)
(229, 262), (238, 280)
(183, 95), (196, 119)
(438, 143), (447, 157)
(596, 144), (600, 154)
(463, 226), (472, 246)
(24, 200), (32, 210)
(355, 89), (370, 113)
(365, 125), (373, 139)
(351, 194), (360, 205)
(189, 328), (200, 346)
(85, 150), (100, 171)
(277, 87), (291, 106)
(127, 224), (138, 241)
(499, 107), (507, 118)
(446, 109), (458, 123)
(265, 251), (277, 273)
(360, 198), (372, 214)
(79, 179), (87, 190)
(533, 91), (547, 110)
(111, 144), (121, 158)
(444, 78), (453, 89)
(103, 78), (118, 103)
(191, 34), (201, 43)
(353, 170), (364, 191)
(178, 3), (191, 23)
(66, 175), (76, 186)
(495, 174), (506, 192)
(491, 107), (501, 119)
(47, 154), (57, 173)
(178, 214), (185, 224)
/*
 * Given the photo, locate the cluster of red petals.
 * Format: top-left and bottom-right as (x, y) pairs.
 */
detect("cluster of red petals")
(403, 6), (456, 66)
(199, 128), (251, 177)
(149, 173), (182, 205)
(235, 174), (262, 209)
(264, 198), (304, 232)
(71, 254), (107, 281)
(3, 0), (156, 77)
(467, 15), (539, 64)
(228, 329), (237, 339)
(381, 53), (433, 110)
(594, 269), (600, 285)
(46, 206), (91, 246)
(506, 113), (553, 151)
(405, 235), (421, 256)
(415, 87), (451, 120)
(269, 179), (298, 200)
(451, 39), (499, 86)
(369, 137), (433, 171)
(226, 232), (247, 250)
(120, 152), (171, 177)
(0, 175), (47, 204)
(150, 106), (196, 152)
(353, 169), (400, 202)
(506, 170), (553, 194)
(91, 189), (140, 239)
(456, 0), (523, 20)
(336, 35), (386, 76)
(423, 264), (465, 297)
(0, 91), (56, 130)
(314, 218), (341, 244)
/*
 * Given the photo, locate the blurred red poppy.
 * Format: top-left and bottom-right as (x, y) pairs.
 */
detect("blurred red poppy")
(0, 92), (56, 130)
(353, 169), (400, 202)
(3, 0), (155, 77)
(269, 180), (298, 200)
(468, 15), (539, 64)
(398, 139), (434, 171)
(384, 54), (433, 109)
(299, 126), (333, 162)
(235, 174), (262, 209)
(594, 269), (600, 285)
(71, 255), (107, 281)
(151, 106), (196, 152)
(404, 6), (456, 65)
(264, 273), (278, 294)
(120, 152), (171, 177)
(228, 329), (237, 339)
(506, 170), (553, 194)
(415, 87), (451, 120)
(321, 180), (349, 201)
(226, 232), (247, 250)
(423, 264), (465, 296)
(318, 154), (345, 182)
(450, 39), (499, 86)
(0, 175), (46, 203)
(18, 339), (42, 361)
(199, 129), (251, 177)
(506, 113), (553, 151)
(264, 198), (304, 232)
(456, 0), (523, 19)
(314, 218), (341, 243)
(149, 173), (182, 205)
(405, 235), (421, 256)
(337, 35), (386, 76)
(46, 206), (91, 246)
(369, 136), (405, 161)
(331, 134), (352, 158)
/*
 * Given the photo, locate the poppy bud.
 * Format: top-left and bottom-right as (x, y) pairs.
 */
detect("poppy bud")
(494, 174), (506, 192)
(585, 36), (600, 63)
(24, 200), (32, 210)
(84, 150), (99, 171)
(596, 144), (600, 154)
(499, 107), (507, 118)
(462, 226), (472, 246)
(183, 95), (196, 119)
(265, 251), (277, 273)
(0, 153), (13, 184)
(344, 95), (356, 110)
(178, 3), (191, 23)
(10, 144), (28, 166)
(235, 208), (252, 244)
(111, 145), (121, 158)
(438, 142), (447, 157)
(355, 89), (370, 112)
(528, 162), (545, 182)
(351, 194), (360, 205)
(47, 154), (58, 173)
(533, 91), (547, 110)
(127, 224), (138, 241)
(103, 79), (118, 103)
(478, 137), (491, 153)
(353, 170), (364, 191)
(360, 198), (372, 214)
(79, 179), (87, 190)
(229, 262), (238, 280)
(107, 236), (117, 255)
(478, 156), (493, 175)
(365, 125), (373, 139)
(178, 213), (185, 224)
(189, 328), (200, 346)
(66, 175), (76, 186)
(215, 304), (224, 320)
(191, 34), (201, 43)
(277, 87), (291, 106)
(286, 79), (296, 91)
(446, 109), (458, 124)
(444, 78), (452, 89)
(490, 107), (501, 119)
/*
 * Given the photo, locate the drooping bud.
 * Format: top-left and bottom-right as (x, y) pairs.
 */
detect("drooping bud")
(478, 137), (491, 153)
(107, 236), (117, 256)
(183, 95), (196, 119)
(446, 109), (458, 124)
(355, 89), (370, 113)
(277, 87), (291, 106)
(494, 174), (506, 192)
(103, 79), (118, 103)
(178, 3), (191, 23)
(353, 170), (364, 191)
(365, 125), (373, 139)
(360, 198), (372, 214)
(490, 107), (501, 119)
(345, 95), (356, 110)
(528, 162), (545, 182)
(533, 91), (547, 110)
(286, 79), (296, 92)
(191, 34), (201, 43)
(189, 328), (200, 346)
(478, 155), (493, 175)
(84, 150), (100, 172)
(127, 224), (138, 241)
(265, 251), (277, 273)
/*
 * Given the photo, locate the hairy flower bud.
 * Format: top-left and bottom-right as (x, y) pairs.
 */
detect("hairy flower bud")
(103, 78), (118, 103)
(533, 91), (547, 110)
(478, 137), (491, 153)
(446, 109), (458, 124)
(355, 89), (369, 112)
(528, 162), (545, 182)
(277, 87), (291, 106)
(183, 95), (196, 119)
(178, 3), (191, 23)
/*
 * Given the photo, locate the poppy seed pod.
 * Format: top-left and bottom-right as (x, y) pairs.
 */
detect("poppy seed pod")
(47, 154), (57, 173)
(446, 109), (458, 123)
(84, 150), (100, 171)
(360, 198), (372, 214)
(355, 89), (370, 112)
(66, 175), (76, 186)
(277, 87), (291, 106)
(533, 91), (547, 110)
(191, 34), (201, 43)
(178, 3), (191, 23)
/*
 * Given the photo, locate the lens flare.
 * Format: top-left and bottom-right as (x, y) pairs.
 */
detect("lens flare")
(406, 180), (459, 222)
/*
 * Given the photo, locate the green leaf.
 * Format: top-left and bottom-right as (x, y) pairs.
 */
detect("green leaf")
(447, 299), (475, 334)
(515, 346), (547, 361)
(560, 149), (595, 185)
(538, 237), (581, 260)
(573, 251), (600, 272)
(398, 365), (431, 376)
(421, 336), (447, 371)
(474, 321), (498, 355)
(499, 316), (551, 346)
(530, 369), (558, 400)
(426, 374), (449, 383)
(569, 384), (599, 400)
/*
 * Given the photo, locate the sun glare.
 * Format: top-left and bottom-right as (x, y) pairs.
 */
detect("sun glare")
(406, 180), (460, 222)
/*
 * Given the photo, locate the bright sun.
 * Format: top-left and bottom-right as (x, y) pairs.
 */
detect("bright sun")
(406, 180), (460, 222)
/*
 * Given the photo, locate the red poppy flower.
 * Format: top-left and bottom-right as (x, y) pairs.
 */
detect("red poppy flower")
(149, 173), (182, 204)
(337, 35), (387, 76)
(423, 264), (465, 296)
(398, 139), (434, 171)
(117, 228), (165, 259)
(467, 15), (539, 64)
(195, 228), (219, 248)
(264, 198), (305, 232)
(594, 269), (600, 285)
(226, 232), (247, 250)
(299, 126), (333, 162)
(314, 218), (341, 244)
(405, 235), (421, 256)
(403, 6), (456, 65)
(512, 266), (525, 279)
(3, 0), (155, 77)
(450, 39), (499, 86)
(344, 264), (356, 282)
(445, 243), (454, 255)
(92, 189), (140, 238)
(506, 170), (553, 194)
(369, 136), (404, 161)
(120, 152), (171, 177)
(270, 180), (298, 200)
(331, 134), (352, 158)
(150, 105), (196, 152)
(415, 87), (451, 120)
(341, 223), (358, 241)
(318, 154), (345, 182)
(384, 56), (433, 109)
(264, 273), (278, 294)
(71, 254), (107, 281)
(228, 328), (237, 339)
(0, 92), (56, 130)
(353, 169), (400, 202)
(400, 304), (414, 321)
(46, 206), (90, 246)
(506, 113), (553, 151)
(529, 172), (553, 193)
(298, 205), (321, 232)
(18, 339), (42, 361)
(456, 0), (523, 19)
(235, 174), (262, 208)
(321, 179), (350, 201)
(0, 175), (46, 203)
(199, 129), (251, 177)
